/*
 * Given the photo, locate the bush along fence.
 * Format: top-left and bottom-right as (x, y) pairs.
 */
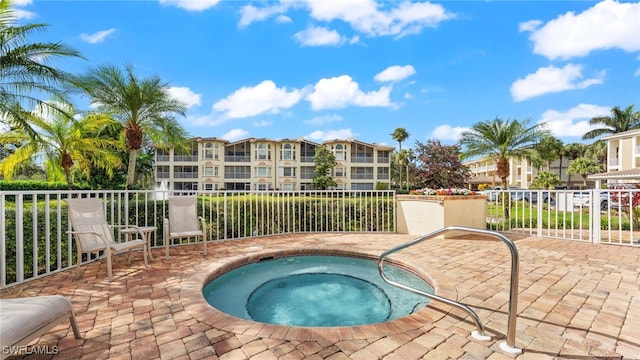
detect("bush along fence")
(1, 190), (396, 287)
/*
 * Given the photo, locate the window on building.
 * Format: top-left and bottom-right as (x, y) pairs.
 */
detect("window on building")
(255, 143), (271, 160)
(334, 167), (345, 177)
(204, 183), (213, 191)
(255, 167), (271, 177)
(203, 166), (219, 177)
(280, 144), (296, 160)
(279, 167), (296, 177)
(334, 144), (345, 161)
(280, 183), (294, 191)
(255, 183), (270, 191)
(203, 143), (214, 159)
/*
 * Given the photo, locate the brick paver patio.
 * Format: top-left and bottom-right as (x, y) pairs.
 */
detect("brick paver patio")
(1, 233), (638, 359)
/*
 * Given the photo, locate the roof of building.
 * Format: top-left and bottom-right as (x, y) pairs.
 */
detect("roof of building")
(587, 168), (640, 180)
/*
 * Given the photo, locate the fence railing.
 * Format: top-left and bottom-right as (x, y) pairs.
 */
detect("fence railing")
(485, 189), (640, 246)
(1, 190), (396, 289)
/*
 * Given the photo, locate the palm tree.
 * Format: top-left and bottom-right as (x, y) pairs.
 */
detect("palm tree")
(535, 136), (563, 172)
(459, 117), (550, 187)
(531, 171), (560, 190)
(585, 140), (607, 170)
(567, 157), (602, 189)
(582, 104), (640, 140)
(71, 63), (189, 188)
(0, 103), (122, 188)
(562, 143), (586, 187)
(0, 0), (83, 140)
(391, 128), (410, 189)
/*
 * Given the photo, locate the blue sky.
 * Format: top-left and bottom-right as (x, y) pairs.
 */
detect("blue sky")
(12, 0), (640, 148)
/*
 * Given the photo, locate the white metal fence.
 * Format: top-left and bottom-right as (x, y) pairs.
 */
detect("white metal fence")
(1, 190), (396, 288)
(485, 188), (640, 246)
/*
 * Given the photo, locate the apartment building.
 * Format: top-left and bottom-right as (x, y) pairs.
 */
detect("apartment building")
(464, 156), (573, 189)
(588, 129), (640, 185)
(154, 137), (394, 191)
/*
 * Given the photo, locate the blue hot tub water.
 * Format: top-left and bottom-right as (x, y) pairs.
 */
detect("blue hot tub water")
(202, 255), (434, 327)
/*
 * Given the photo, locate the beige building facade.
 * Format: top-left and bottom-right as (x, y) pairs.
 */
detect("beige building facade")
(464, 157), (573, 189)
(588, 129), (640, 185)
(154, 137), (394, 191)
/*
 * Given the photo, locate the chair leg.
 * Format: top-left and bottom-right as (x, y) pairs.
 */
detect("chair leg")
(106, 252), (113, 281)
(75, 248), (81, 279)
(143, 245), (149, 267)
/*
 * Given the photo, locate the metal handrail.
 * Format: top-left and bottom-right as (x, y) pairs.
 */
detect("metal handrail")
(378, 226), (522, 354)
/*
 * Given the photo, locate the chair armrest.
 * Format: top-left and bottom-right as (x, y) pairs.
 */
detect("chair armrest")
(66, 230), (110, 249)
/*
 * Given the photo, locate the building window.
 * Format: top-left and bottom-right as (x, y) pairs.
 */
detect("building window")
(203, 143), (214, 159)
(280, 144), (296, 160)
(334, 167), (345, 177)
(204, 183), (213, 191)
(203, 166), (218, 177)
(256, 183), (270, 191)
(279, 167), (296, 177)
(280, 183), (294, 191)
(255, 166), (271, 177)
(255, 143), (271, 160)
(334, 144), (345, 161)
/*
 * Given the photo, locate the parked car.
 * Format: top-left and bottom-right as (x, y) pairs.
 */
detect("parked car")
(573, 191), (610, 210)
(523, 191), (554, 204)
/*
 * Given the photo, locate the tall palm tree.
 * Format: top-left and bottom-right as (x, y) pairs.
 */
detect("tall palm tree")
(535, 136), (563, 172)
(71, 63), (189, 188)
(562, 143), (586, 187)
(0, 0), (83, 140)
(391, 128), (410, 189)
(0, 103), (122, 188)
(459, 117), (550, 187)
(567, 157), (602, 189)
(585, 140), (607, 170)
(582, 104), (640, 140)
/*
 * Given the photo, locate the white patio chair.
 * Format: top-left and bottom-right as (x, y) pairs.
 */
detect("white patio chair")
(164, 196), (207, 258)
(0, 295), (81, 360)
(65, 198), (148, 281)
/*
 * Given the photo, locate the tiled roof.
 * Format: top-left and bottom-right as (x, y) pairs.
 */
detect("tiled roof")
(587, 168), (640, 179)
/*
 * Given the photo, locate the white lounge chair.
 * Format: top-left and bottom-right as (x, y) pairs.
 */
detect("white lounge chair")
(65, 197), (148, 281)
(164, 196), (207, 258)
(0, 295), (81, 359)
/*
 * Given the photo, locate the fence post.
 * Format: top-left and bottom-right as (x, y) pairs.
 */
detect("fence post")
(591, 189), (601, 244)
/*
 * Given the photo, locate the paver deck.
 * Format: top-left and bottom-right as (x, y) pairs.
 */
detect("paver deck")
(1, 233), (639, 359)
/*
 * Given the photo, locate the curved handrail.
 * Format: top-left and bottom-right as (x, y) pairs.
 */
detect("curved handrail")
(378, 226), (521, 353)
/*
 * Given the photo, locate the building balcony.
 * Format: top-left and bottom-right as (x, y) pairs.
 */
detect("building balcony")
(224, 156), (251, 162)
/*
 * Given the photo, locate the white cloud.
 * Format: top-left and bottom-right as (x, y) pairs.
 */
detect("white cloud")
(429, 124), (469, 142)
(166, 87), (201, 109)
(537, 103), (611, 138)
(518, 20), (541, 32)
(304, 114), (343, 125)
(522, 0), (640, 60)
(158, 0), (220, 12)
(305, 129), (356, 141)
(80, 29), (116, 44)
(276, 15), (292, 24)
(294, 25), (347, 47)
(306, 75), (393, 110)
(252, 120), (272, 127)
(213, 80), (302, 118)
(510, 64), (605, 102)
(223, 129), (249, 141)
(374, 65), (416, 82)
(240, 0), (455, 38)
(238, 3), (293, 28)
(12, 8), (36, 20)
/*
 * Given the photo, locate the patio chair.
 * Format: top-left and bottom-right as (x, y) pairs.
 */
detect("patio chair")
(0, 295), (81, 360)
(65, 198), (148, 281)
(164, 196), (207, 258)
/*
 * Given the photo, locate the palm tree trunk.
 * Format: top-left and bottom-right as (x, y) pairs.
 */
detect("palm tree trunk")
(127, 149), (137, 189)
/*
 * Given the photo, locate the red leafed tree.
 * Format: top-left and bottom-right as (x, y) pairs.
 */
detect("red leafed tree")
(610, 184), (640, 229)
(414, 139), (471, 189)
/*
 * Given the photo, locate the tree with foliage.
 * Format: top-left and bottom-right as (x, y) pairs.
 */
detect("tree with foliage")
(71, 63), (189, 188)
(535, 136), (563, 171)
(312, 146), (337, 190)
(0, 104), (122, 189)
(531, 171), (561, 190)
(459, 117), (550, 187)
(414, 139), (470, 189)
(582, 104), (640, 140)
(562, 142), (586, 187)
(567, 157), (602, 189)
(0, 0), (83, 140)
(391, 128), (410, 189)
(585, 140), (607, 170)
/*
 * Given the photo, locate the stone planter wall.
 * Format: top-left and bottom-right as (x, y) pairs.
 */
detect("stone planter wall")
(396, 195), (487, 238)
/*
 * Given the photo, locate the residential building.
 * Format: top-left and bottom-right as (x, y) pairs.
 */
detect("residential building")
(588, 129), (640, 186)
(154, 137), (394, 191)
(464, 156), (575, 189)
